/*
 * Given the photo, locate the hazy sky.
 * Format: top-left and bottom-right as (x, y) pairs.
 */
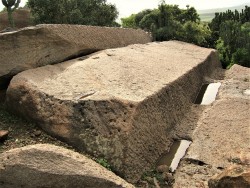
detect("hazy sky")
(0, 0), (249, 18)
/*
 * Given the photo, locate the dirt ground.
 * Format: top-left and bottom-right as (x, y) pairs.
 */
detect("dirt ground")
(0, 89), (75, 153)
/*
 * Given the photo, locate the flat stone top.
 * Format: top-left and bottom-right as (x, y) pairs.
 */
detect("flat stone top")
(17, 41), (215, 102)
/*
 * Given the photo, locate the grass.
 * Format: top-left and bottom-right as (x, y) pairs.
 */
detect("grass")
(96, 158), (112, 171)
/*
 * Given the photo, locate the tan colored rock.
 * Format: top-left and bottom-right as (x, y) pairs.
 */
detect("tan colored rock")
(0, 130), (9, 141)
(186, 66), (250, 168)
(0, 24), (151, 89)
(208, 166), (250, 188)
(173, 65), (250, 188)
(0, 144), (134, 188)
(156, 165), (169, 173)
(6, 41), (221, 182)
(186, 98), (250, 168)
(225, 64), (250, 81)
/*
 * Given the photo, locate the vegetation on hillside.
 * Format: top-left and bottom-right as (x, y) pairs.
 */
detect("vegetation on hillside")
(27, 0), (119, 27)
(209, 8), (250, 68)
(122, 2), (250, 68)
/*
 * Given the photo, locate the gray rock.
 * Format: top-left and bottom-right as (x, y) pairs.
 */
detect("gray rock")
(0, 24), (151, 89)
(0, 144), (134, 188)
(6, 41), (221, 182)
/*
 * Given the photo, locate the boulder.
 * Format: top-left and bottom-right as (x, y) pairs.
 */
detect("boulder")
(208, 166), (250, 188)
(0, 24), (151, 89)
(0, 144), (134, 188)
(6, 41), (221, 182)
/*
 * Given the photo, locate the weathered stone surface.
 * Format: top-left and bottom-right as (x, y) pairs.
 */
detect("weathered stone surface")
(186, 65), (250, 168)
(0, 130), (9, 142)
(0, 24), (151, 89)
(6, 41), (221, 182)
(0, 144), (134, 188)
(225, 64), (250, 81)
(208, 166), (250, 188)
(186, 98), (250, 168)
(174, 65), (250, 188)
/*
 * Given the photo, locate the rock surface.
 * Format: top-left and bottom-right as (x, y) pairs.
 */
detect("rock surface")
(208, 165), (250, 188)
(0, 24), (151, 89)
(174, 64), (250, 187)
(6, 41), (221, 182)
(0, 144), (134, 188)
(0, 130), (9, 142)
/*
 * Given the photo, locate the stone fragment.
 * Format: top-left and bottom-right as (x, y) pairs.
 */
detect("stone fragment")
(157, 165), (169, 173)
(0, 144), (134, 188)
(33, 130), (42, 137)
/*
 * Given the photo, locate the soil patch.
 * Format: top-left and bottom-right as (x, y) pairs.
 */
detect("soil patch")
(0, 91), (75, 153)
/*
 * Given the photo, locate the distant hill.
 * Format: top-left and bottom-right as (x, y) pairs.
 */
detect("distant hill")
(0, 8), (32, 30)
(198, 4), (250, 22)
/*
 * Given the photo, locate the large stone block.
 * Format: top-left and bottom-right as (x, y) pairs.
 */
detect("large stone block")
(0, 24), (151, 89)
(6, 41), (221, 182)
(0, 144), (134, 188)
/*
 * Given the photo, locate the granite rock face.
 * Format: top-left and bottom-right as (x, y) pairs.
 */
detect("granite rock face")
(0, 24), (151, 89)
(173, 64), (250, 188)
(0, 144), (134, 188)
(6, 41), (221, 182)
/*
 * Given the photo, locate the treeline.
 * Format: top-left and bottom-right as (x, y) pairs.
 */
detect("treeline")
(27, 0), (119, 27)
(1, 0), (120, 28)
(210, 8), (250, 67)
(122, 2), (250, 68)
(122, 4), (211, 47)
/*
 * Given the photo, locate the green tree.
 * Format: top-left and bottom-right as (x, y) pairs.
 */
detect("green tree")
(1, 0), (20, 27)
(232, 48), (250, 67)
(209, 6), (250, 48)
(27, 0), (118, 26)
(121, 14), (137, 28)
(134, 9), (152, 27)
(183, 6), (200, 23)
(181, 21), (211, 46)
(121, 2), (207, 47)
(216, 21), (250, 68)
(216, 38), (231, 68)
(139, 9), (159, 30)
